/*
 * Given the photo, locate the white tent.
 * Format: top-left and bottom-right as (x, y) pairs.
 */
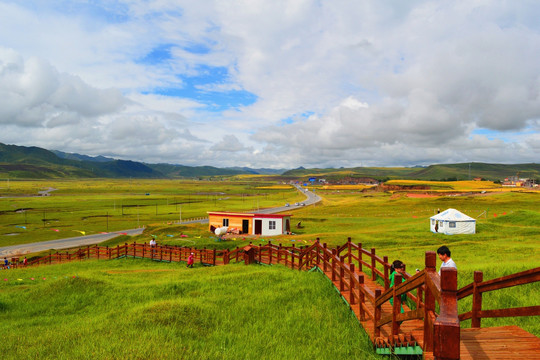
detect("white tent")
(430, 208), (476, 235)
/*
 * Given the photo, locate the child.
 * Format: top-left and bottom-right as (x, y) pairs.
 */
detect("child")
(187, 253), (194, 268)
(389, 260), (407, 313)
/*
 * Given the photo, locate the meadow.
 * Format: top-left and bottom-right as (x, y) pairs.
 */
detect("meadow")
(0, 259), (378, 360)
(1, 178), (539, 357)
(0, 179), (304, 246)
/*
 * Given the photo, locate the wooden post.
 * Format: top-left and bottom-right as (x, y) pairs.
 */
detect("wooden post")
(125, 243), (128, 258)
(423, 251), (437, 354)
(291, 244), (295, 269)
(213, 249), (216, 266)
(347, 237), (352, 265)
(323, 243), (328, 272)
(374, 289), (382, 338)
(268, 241), (273, 264)
(371, 248), (376, 281)
(384, 255), (390, 290)
(223, 249), (229, 265)
(87, 245), (90, 259)
(358, 274), (365, 320)
(142, 243), (145, 259)
(339, 256), (345, 291)
(471, 271), (483, 328)
(331, 249), (337, 282)
(278, 244), (282, 264)
(108, 246), (111, 260)
(358, 242), (362, 272)
(350, 263), (356, 305)
(116, 245), (120, 259)
(434, 268), (460, 360)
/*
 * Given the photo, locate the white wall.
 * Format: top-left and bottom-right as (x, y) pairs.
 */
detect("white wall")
(254, 218), (284, 236)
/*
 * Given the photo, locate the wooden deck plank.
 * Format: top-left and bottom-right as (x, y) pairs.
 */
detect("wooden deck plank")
(460, 326), (540, 360)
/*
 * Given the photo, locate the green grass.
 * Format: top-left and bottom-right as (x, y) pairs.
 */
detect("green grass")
(2, 179), (539, 344)
(0, 179), (305, 246)
(0, 259), (381, 360)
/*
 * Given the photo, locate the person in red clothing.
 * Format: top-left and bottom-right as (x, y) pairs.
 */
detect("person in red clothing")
(23, 257), (28, 267)
(187, 253), (194, 268)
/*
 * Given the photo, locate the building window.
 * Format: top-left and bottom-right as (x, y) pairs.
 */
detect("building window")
(449, 222), (456, 228)
(431, 219), (435, 225)
(223, 218), (229, 226)
(269, 220), (276, 230)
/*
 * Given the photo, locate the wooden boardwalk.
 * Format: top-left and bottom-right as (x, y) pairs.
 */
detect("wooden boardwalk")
(460, 326), (540, 360)
(16, 240), (540, 359)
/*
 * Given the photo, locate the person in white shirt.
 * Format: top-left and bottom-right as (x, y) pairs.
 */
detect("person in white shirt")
(149, 238), (156, 247)
(437, 245), (456, 275)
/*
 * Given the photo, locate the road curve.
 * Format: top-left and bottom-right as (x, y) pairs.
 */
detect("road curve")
(0, 185), (321, 257)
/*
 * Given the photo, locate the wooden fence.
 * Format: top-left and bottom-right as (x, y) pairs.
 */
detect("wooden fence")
(7, 238), (539, 359)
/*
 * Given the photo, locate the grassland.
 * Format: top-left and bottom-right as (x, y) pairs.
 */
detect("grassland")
(0, 179), (304, 246)
(1, 178), (539, 356)
(0, 260), (378, 360)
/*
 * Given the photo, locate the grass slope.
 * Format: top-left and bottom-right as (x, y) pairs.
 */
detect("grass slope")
(0, 260), (380, 360)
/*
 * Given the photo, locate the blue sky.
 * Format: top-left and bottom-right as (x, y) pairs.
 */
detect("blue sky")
(0, 1), (539, 168)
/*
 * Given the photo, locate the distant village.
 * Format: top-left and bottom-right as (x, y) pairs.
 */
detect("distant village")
(501, 175), (538, 188)
(287, 175), (538, 188)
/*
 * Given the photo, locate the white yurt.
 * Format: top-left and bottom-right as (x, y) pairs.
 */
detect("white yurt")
(430, 208), (476, 235)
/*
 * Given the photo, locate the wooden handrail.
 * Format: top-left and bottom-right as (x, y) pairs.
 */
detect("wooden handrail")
(12, 238), (538, 359)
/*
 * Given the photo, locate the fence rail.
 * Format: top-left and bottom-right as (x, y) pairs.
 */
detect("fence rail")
(4, 238), (539, 359)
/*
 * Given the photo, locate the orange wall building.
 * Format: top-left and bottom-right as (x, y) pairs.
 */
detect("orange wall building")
(207, 211), (292, 236)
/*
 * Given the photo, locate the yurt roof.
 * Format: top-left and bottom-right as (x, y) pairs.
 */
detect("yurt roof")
(430, 208), (475, 221)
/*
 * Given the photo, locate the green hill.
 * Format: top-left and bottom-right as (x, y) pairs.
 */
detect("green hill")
(0, 143), (247, 179)
(283, 162), (540, 182)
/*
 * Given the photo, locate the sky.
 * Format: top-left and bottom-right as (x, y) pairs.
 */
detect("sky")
(0, 1), (539, 169)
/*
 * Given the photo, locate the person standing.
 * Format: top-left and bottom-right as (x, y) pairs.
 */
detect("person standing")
(389, 260), (407, 313)
(437, 245), (457, 275)
(23, 257), (28, 267)
(187, 253), (194, 268)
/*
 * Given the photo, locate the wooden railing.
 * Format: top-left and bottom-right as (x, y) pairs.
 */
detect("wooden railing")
(11, 238), (539, 359)
(457, 267), (540, 327)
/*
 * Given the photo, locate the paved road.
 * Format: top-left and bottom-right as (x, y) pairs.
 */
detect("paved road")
(0, 228), (145, 257)
(0, 185), (320, 257)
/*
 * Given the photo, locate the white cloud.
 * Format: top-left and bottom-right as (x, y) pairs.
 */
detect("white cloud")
(0, 1), (540, 168)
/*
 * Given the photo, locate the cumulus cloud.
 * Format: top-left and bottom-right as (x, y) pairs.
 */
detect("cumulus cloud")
(0, 47), (126, 127)
(210, 135), (250, 152)
(1, 1), (540, 168)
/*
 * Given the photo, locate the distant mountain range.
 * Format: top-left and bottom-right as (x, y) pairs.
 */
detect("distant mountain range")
(0, 143), (285, 179)
(0, 142), (539, 180)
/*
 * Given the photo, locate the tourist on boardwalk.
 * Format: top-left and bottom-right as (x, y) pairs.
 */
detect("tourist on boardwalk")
(3, 257), (9, 270)
(187, 253), (194, 268)
(437, 245), (456, 275)
(389, 260), (407, 313)
(23, 257), (28, 267)
(149, 237), (156, 247)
